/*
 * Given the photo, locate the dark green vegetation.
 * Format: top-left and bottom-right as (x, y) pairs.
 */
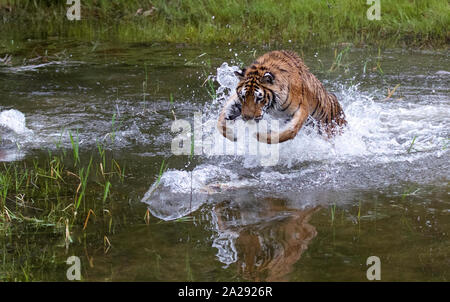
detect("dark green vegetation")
(0, 138), (127, 280)
(0, 0), (449, 48)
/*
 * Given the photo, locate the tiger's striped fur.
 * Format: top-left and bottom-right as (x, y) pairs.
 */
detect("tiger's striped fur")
(217, 50), (347, 143)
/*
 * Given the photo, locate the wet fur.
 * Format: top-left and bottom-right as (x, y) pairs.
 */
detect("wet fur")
(217, 50), (347, 143)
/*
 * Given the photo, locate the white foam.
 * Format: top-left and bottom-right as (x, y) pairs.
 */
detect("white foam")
(142, 164), (242, 220)
(0, 109), (33, 135)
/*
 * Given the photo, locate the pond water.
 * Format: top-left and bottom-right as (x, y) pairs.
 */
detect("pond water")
(0, 41), (449, 281)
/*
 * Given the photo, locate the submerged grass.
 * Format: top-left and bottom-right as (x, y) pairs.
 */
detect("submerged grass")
(0, 133), (135, 280)
(0, 136), (125, 238)
(0, 0), (448, 48)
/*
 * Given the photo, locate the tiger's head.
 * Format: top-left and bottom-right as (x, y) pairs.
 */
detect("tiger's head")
(234, 68), (275, 122)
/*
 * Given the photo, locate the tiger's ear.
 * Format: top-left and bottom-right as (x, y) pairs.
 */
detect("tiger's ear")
(261, 72), (274, 84)
(234, 69), (246, 79)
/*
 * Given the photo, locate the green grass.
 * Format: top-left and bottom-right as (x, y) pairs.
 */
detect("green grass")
(328, 45), (351, 72)
(0, 131), (133, 280)
(102, 181), (111, 203)
(169, 93), (174, 107)
(69, 130), (80, 166)
(0, 135), (125, 238)
(0, 0), (448, 48)
(205, 75), (217, 100)
(407, 135), (418, 153)
(156, 159), (168, 187)
(330, 202), (337, 226)
(74, 156), (93, 212)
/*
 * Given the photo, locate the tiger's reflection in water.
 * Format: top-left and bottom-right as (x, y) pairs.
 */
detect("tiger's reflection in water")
(212, 198), (320, 281)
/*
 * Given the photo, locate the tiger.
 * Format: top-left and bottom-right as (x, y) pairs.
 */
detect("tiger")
(217, 50), (347, 144)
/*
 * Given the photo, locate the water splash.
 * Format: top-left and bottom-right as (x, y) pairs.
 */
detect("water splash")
(142, 61), (449, 220)
(0, 109), (33, 135)
(215, 62), (240, 103)
(0, 109), (33, 162)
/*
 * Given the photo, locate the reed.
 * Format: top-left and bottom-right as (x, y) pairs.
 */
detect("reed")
(68, 130), (80, 166)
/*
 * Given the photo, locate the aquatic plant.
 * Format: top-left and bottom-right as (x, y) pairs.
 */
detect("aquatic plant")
(68, 130), (80, 166)
(328, 46), (351, 72)
(407, 136), (418, 153)
(0, 134), (126, 237)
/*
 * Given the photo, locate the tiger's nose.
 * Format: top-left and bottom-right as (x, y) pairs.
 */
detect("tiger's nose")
(242, 114), (252, 121)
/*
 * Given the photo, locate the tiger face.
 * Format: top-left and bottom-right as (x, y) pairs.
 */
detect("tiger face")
(234, 69), (274, 121)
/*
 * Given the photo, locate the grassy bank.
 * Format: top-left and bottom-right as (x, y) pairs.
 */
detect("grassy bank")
(0, 0), (448, 48)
